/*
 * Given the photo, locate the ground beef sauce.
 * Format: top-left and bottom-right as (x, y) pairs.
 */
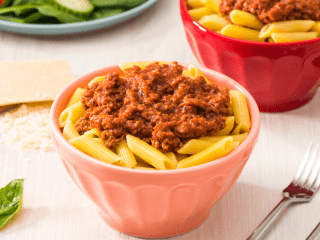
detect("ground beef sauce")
(220, 0), (320, 24)
(76, 62), (230, 152)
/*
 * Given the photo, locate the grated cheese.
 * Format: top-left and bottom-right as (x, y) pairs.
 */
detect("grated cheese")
(0, 102), (54, 151)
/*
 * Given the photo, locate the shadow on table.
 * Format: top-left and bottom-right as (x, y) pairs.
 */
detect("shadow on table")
(0, 207), (50, 233)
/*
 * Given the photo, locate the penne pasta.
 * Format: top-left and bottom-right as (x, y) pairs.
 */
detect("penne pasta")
(69, 135), (121, 164)
(187, 0), (205, 9)
(188, 64), (210, 83)
(175, 152), (188, 161)
(164, 152), (179, 168)
(271, 32), (318, 43)
(201, 0), (220, 13)
(259, 20), (315, 38)
(230, 10), (263, 30)
(59, 101), (86, 127)
(230, 90), (251, 128)
(126, 134), (176, 170)
(88, 76), (105, 87)
(116, 139), (137, 168)
(188, 6), (214, 21)
(198, 14), (228, 31)
(177, 137), (233, 169)
(214, 116), (234, 136)
(200, 132), (248, 144)
(177, 139), (216, 154)
(231, 122), (249, 135)
(83, 128), (101, 138)
(66, 88), (85, 108)
(60, 62), (252, 170)
(231, 141), (240, 150)
(221, 24), (265, 42)
(311, 22), (320, 33)
(63, 120), (80, 140)
(92, 137), (105, 145)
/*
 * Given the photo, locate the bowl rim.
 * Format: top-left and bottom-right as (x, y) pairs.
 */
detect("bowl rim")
(50, 62), (260, 175)
(180, 0), (320, 46)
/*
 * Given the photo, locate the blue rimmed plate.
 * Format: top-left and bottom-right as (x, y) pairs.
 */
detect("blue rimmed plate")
(0, 0), (158, 36)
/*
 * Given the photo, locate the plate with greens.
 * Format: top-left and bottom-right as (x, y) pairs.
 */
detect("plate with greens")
(0, 0), (158, 35)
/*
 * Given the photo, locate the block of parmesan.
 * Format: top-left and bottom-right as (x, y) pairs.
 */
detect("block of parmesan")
(0, 59), (75, 106)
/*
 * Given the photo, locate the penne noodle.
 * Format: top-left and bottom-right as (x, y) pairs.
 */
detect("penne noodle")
(134, 166), (157, 170)
(88, 76), (105, 87)
(83, 128), (101, 138)
(200, 132), (248, 144)
(188, 64), (210, 83)
(175, 152), (188, 161)
(311, 21), (320, 33)
(177, 137), (233, 169)
(63, 120), (80, 140)
(92, 137), (105, 145)
(221, 24), (266, 42)
(66, 88), (85, 108)
(164, 152), (179, 168)
(69, 135), (121, 164)
(231, 122), (250, 135)
(201, 0), (220, 13)
(116, 139), (137, 168)
(198, 14), (228, 31)
(259, 20), (315, 38)
(187, 0), (205, 9)
(214, 116), (234, 136)
(126, 134), (176, 170)
(271, 32), (318, 43)
(230, 90), (251, 128)
(59, 101), (86, 127)
(230, 10), (263, 30)
(268, 37), (275, 43)
(231, 141), (240, 150)
(188, 6), (214, 21)
(177, 139), (216, 155)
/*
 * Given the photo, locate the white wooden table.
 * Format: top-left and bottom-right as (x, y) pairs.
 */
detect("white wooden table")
(1, 1), (320, 239)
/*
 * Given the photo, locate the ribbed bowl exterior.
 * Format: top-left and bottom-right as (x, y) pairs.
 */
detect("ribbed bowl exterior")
(50, 64), (260, 238)
(180, 0), (320, 112)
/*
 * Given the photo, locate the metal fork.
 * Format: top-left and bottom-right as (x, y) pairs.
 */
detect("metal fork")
(247, 142), (320, 240)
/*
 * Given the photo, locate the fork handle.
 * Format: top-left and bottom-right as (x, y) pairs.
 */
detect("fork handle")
(247, 197), (293, 240)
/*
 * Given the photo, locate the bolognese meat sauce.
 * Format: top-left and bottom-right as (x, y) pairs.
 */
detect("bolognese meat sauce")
(75, 62), (230, 152)
(220, 0), (320, 24)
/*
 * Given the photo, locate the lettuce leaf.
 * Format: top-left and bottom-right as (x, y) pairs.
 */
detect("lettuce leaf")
(0, 179), (24, 229)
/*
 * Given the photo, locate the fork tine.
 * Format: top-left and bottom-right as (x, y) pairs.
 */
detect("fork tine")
(292, 142), (313, 185)
(305, 149), (320, 190)
(299, 144), (319, 187)
(297, 144), (319, 188)
(310, 156), (320, 192)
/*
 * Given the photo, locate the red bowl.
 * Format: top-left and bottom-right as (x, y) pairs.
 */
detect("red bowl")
(180, 0), (320, 112)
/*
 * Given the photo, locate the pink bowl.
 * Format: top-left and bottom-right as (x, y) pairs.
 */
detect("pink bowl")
(50, 63), (260, 238)
(180, 0), (320, 112)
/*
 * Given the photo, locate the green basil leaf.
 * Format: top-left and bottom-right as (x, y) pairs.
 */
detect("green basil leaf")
(0, 179), (24, 229)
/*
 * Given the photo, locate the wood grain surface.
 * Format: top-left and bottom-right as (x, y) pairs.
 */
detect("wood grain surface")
(1, 1), (320, 239)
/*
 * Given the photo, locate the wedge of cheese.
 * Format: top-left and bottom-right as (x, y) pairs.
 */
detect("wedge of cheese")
(0, 59), (75, 106)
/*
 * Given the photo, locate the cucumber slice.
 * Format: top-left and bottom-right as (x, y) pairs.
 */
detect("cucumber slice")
(51, 0), (94, 16)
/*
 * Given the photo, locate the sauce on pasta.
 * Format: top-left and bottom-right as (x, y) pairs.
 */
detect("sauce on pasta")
(75, 62), (230, 152)
(220, 0), (320, 24)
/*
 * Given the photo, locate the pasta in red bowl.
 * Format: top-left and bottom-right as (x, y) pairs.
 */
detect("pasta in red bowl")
(180, 0), (320, 112)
